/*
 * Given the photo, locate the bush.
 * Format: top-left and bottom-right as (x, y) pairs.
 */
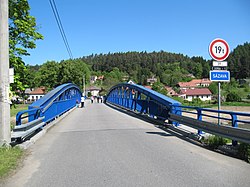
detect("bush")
(226, 92), (242, 102)
(238, 143), (250, 163)
(204, 135), (227, 149)
(247, 94), (250, 100)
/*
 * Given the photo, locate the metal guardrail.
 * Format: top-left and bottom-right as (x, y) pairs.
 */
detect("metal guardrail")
(11, 83), (82, 142)
(106, 83), (250, 145)
(169, 113), (250, 144)
(11, 117), (45, 141)
(171, 105), (250, 144)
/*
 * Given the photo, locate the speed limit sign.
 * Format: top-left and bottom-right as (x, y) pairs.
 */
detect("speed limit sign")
(209, 38), (230, 61)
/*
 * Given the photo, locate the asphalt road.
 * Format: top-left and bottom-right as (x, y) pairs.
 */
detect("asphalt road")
(3, 101), (250, 187)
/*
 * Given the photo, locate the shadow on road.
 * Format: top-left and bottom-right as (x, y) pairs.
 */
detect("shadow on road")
(105, 102), (203, 147)
(146, 131), (173, 137)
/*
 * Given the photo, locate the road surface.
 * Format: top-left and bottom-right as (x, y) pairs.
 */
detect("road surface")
(3, 101), (250, 187)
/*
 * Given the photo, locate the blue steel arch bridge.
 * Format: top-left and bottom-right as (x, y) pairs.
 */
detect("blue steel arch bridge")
(12, 82), (250, 145)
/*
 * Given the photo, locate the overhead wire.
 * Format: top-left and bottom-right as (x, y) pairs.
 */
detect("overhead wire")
(49, 0), (73, 59)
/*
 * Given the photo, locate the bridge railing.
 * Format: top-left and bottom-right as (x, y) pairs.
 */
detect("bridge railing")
(170, 104), (250, 144)
(105, 83), (181, 123)
(11, 83), (82, 141)
(106, 83), (250, 145)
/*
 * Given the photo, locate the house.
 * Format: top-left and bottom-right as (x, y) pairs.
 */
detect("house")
(128, 80), (136, 84)
(90, 76), (97, 84)
(147, 76), (157, 85)
(97, 75), (104, 81)
(179, 88), (212, 102)
(143, 85), (152, 90)
(178, 78), (212, 90)
(27, 87), (46, 102)
(86, 86), (101, 97)
(122, 75), (129, 81)
(165, 86), (177, 96)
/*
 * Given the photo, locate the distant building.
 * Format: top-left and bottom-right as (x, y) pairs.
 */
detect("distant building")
(90, 76), (97, 84)
(143, 85), (152, 90)
(86, 86), (101, 97)
(122, 75), (129, 81)
(165, 86), (177, 96)
(178, 78), (212, 90)
(97, 75), (104, 81)
(27, 87), (46, 102)
(90, 75), (104, 84)
(147, 76), (157, 85)
(179, 88), (212, 102)
(128, 80), (136, 84)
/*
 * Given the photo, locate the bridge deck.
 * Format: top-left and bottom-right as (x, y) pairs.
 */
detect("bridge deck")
(4, 101), (250, 187)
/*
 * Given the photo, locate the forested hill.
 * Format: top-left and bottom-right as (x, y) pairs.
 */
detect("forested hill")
(228, 42), (250, 79)
(27, 42), (250, 90)
(81, 51), (192, 72)
(79, 51), (211, 84)
(79, 42), (250, 80)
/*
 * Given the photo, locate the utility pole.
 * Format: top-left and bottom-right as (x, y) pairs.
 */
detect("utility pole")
(0, 0), (11, 145)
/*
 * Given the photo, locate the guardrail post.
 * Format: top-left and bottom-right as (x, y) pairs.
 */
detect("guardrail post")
(231, 114), (238, 146)
(170, 105), (179, 127)
(197, 108), (203, 135)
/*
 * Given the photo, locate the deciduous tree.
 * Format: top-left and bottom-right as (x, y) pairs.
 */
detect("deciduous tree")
(9, 0), (43, 94)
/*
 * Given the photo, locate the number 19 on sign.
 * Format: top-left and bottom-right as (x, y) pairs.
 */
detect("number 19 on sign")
(209, 38), (230, 62)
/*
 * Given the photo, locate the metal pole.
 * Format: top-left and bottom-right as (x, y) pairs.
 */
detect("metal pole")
(83, 75), (85, 96)
(218, 82), (221, 125)
(0, 0), (11, 145)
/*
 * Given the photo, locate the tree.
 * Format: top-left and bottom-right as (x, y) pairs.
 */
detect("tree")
(208, 82), (218, 94)
(58, 59), (90, 89)
(36, 61), (60, 89)
(9, 0), (43, 93)
(152, 82), (168, 95)
(228, 42), (250, 79)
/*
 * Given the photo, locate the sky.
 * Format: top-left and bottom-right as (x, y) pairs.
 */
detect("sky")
(23, 0), (250, 65)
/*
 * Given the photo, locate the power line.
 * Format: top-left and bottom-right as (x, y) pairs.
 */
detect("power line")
(49, 0), (73, 59)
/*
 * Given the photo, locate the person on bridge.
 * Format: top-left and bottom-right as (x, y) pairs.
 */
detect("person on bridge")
(81, 95), (85, 108)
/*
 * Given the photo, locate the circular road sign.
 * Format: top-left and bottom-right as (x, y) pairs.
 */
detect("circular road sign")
(209, 38), (230, 61)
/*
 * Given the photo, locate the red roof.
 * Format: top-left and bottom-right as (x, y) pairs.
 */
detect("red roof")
(178, 79), (212, 88)
(86, 86), (101, 91)
(180, 88), (212, 96)
(29, 87), (46, 95)
(144, 85), (152, 89)
(178, 81), (197, 88)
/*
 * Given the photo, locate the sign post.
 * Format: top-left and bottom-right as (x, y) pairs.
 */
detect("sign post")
(209, 38), (230, 125)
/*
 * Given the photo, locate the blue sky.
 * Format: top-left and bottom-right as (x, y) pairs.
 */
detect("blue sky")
(23, 0), (250, 65)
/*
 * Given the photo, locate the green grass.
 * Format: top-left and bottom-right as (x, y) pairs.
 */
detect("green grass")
(0, 147), (24, 178)
(222, 102), (250, 106)
(182, 102), (250, 108)
(10, 104), (28, 117)
(10, 104), (29, 130)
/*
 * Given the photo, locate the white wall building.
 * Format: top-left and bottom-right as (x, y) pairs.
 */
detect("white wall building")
(179, 88), (212, 102)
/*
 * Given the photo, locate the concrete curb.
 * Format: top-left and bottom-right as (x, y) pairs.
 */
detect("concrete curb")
(17, 107), (77, 150)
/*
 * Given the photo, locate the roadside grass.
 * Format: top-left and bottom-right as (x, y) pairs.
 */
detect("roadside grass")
(201, 135), (250, 163)
(10, 104), (28, 129)
(0, 105), (28, 179)
(10, 104), (28, 117)
(0, 146), (24, 178)
(182, 102), (250, 108)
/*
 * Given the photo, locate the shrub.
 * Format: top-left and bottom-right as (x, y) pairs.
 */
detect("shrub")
(238, 143), (250, 163)
(226, 92), (242, 102)
(247, 94), (250, 100)
(204, 135), (227, 149)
